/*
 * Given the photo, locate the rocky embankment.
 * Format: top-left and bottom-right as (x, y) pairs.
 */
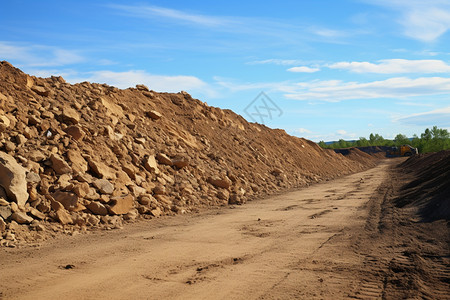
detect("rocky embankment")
(0, 61), (376, 247)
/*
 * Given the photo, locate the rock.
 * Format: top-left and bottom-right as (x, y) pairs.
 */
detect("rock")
(28, 150), (46, 162)
(64, 125), (85, 141)
(0, 151), (29, 206)
(108, 194), (134, 215)
(93, 179), (114, 194)
(4, 140), (16, 152)
(72, 182), (90, 197)
(26, 172), (41, 184)
(11, 212), (33, 224)
(156, 153), (173, 166)
(50, 154), (72, 175)
(86, 201), (108, 215)
(150, 207), (162, 217)
(51, 190), (79, 211)
(138, 195), (153, 205)
(135, 137), (146, 145)
(272, 168), (283, 176)
(172, 158), (189, 169)
(143, 155), (159, 174)
(67, 150), (88, 173)
(56, 209), (73, 225)
(62, 107), (80, 124)
(0, 217), (6, 232)
(136, 84), (149, 91)
(217, 189), (230, 201)
(0, 115), (10, 132)
(15, 134), (27, 145)
(207, 177), (231, 189)
(128, 185), (147, 197)
(146, 110), (162, 120)
(88, 158), (115, 179)
(153, 185), (166, 195)
(31, 85), (49, 97)
(0, 205), (12, 220)
(29, 207), (46, 220)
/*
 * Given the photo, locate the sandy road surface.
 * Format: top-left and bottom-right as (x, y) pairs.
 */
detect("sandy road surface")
(1, 159), (448, 299)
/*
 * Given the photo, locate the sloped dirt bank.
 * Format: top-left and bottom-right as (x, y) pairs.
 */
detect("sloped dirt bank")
(0, 61), (378, 246)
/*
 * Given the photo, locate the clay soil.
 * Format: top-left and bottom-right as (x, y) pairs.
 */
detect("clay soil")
(1, 158), (448, 300)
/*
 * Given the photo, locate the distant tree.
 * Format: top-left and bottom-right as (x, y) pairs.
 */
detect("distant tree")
(356, 137), (369, 147)
(318, 141), (328, 148)
(394, 134), (410, 146)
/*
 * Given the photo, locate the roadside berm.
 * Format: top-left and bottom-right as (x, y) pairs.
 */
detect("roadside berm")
(0, 61), (377, 246)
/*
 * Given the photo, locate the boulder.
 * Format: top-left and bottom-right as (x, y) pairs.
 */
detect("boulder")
(67, 150), (88, 173)
(108, 194), (134, 215)
(88, 158), (115, 179)
(0, 151), (29, 206)
(136, 84), (149, 91)
(50, 154), (72, 175)
(150, 207), (162, 217)
(56, 209), (73, 225)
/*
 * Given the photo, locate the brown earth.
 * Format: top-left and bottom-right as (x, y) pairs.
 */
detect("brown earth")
(0, 61), (378, 246)
(1, 158), (448, 299)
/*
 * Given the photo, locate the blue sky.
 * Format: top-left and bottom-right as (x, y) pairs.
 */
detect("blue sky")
(1, 0), (450, 141)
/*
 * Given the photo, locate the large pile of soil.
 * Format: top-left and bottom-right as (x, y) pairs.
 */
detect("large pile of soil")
(396, 150), (450, 221)
(0, 61), (376, 246)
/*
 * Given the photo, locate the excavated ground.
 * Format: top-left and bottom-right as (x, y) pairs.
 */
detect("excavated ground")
(0, 61), (377, 246)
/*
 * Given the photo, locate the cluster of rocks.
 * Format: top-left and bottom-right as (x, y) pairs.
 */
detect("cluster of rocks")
(0, 61), (375, 247)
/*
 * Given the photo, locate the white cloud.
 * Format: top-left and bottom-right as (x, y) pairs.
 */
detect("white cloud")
(0, 41), (84, 67)
(329, 59), (450, 74)
(396, 106), (450, 126)
(294, 128), (312, 134)
(66, 70), (217, 97)
(285, 77), (450, 101)
(287, 66), (320, 73)
(365, 0), (450, 42)
(109, 4), (231, 27)
(247, 59), (306, 66)
(337, 130), (347, 135)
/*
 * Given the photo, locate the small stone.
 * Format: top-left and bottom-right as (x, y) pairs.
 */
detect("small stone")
(0, 205), (12, 220)
(0, 217), (6, 232)
(146, 110), (162, 120)
(64, 125), (85, 141)
(108, 194), (134, 215)
(172, 158), (189, 169)
(26, 172), (41, 184)
(207, 177), (231, 189)
(156, 153), (173, 166)
(86, 201), (108, 216)
(128, 185), (147, 197)
(217, 189), (230, 201)
(50, 154), (72, 175)
(29, 207), (46, 220)
(72, 182), (90, 197)
(62, 107), (80, 124)
(88, 158), (115, 179)
(153, 185), (166, 195)
(4, 141), (16, 152)
(93, 179), (114, 194)
(150, 207), (162, 217)
(136, 84), (149, 91)
(56, 209), (73, 225)
(11, 212), (34, 224)
(51, 190), (79, 211)
(31, 85), (50, 97)
(143, 155), (159, 174)
(15, 134), (27, 145)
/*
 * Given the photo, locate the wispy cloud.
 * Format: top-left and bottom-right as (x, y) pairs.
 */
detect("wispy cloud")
(364, 0), (450, 42)
(0, 41), (84, 67)
(285, 77), (450, 101)
(247, 59), (307, 66)
(108, 4), (232, 27)
(287, 66), (320, 73)
(396, 106), (450, 126)
(329, 59), (450, 74)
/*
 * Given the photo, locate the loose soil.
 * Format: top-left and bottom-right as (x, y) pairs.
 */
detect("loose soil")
(1, 158), (448, 299)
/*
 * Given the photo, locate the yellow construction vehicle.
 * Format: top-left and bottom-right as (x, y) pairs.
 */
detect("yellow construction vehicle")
(386, 145), (418, 157)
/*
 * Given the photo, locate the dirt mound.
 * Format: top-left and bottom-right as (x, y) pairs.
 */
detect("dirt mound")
(334, 147), (379, 166)
(395, 150), (450, 221)
(0, 61), (375, 246)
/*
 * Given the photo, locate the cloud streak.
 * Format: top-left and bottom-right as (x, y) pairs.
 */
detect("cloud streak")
(396, 106), (450, 126)
(287, 66), (320, 73)
(329, 59), (450, 74)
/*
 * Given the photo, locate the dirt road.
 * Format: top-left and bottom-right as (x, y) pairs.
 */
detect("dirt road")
(1, 159), (448, 299)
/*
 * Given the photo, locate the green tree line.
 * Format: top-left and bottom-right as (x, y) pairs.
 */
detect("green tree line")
(318, 126), (450, 153)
